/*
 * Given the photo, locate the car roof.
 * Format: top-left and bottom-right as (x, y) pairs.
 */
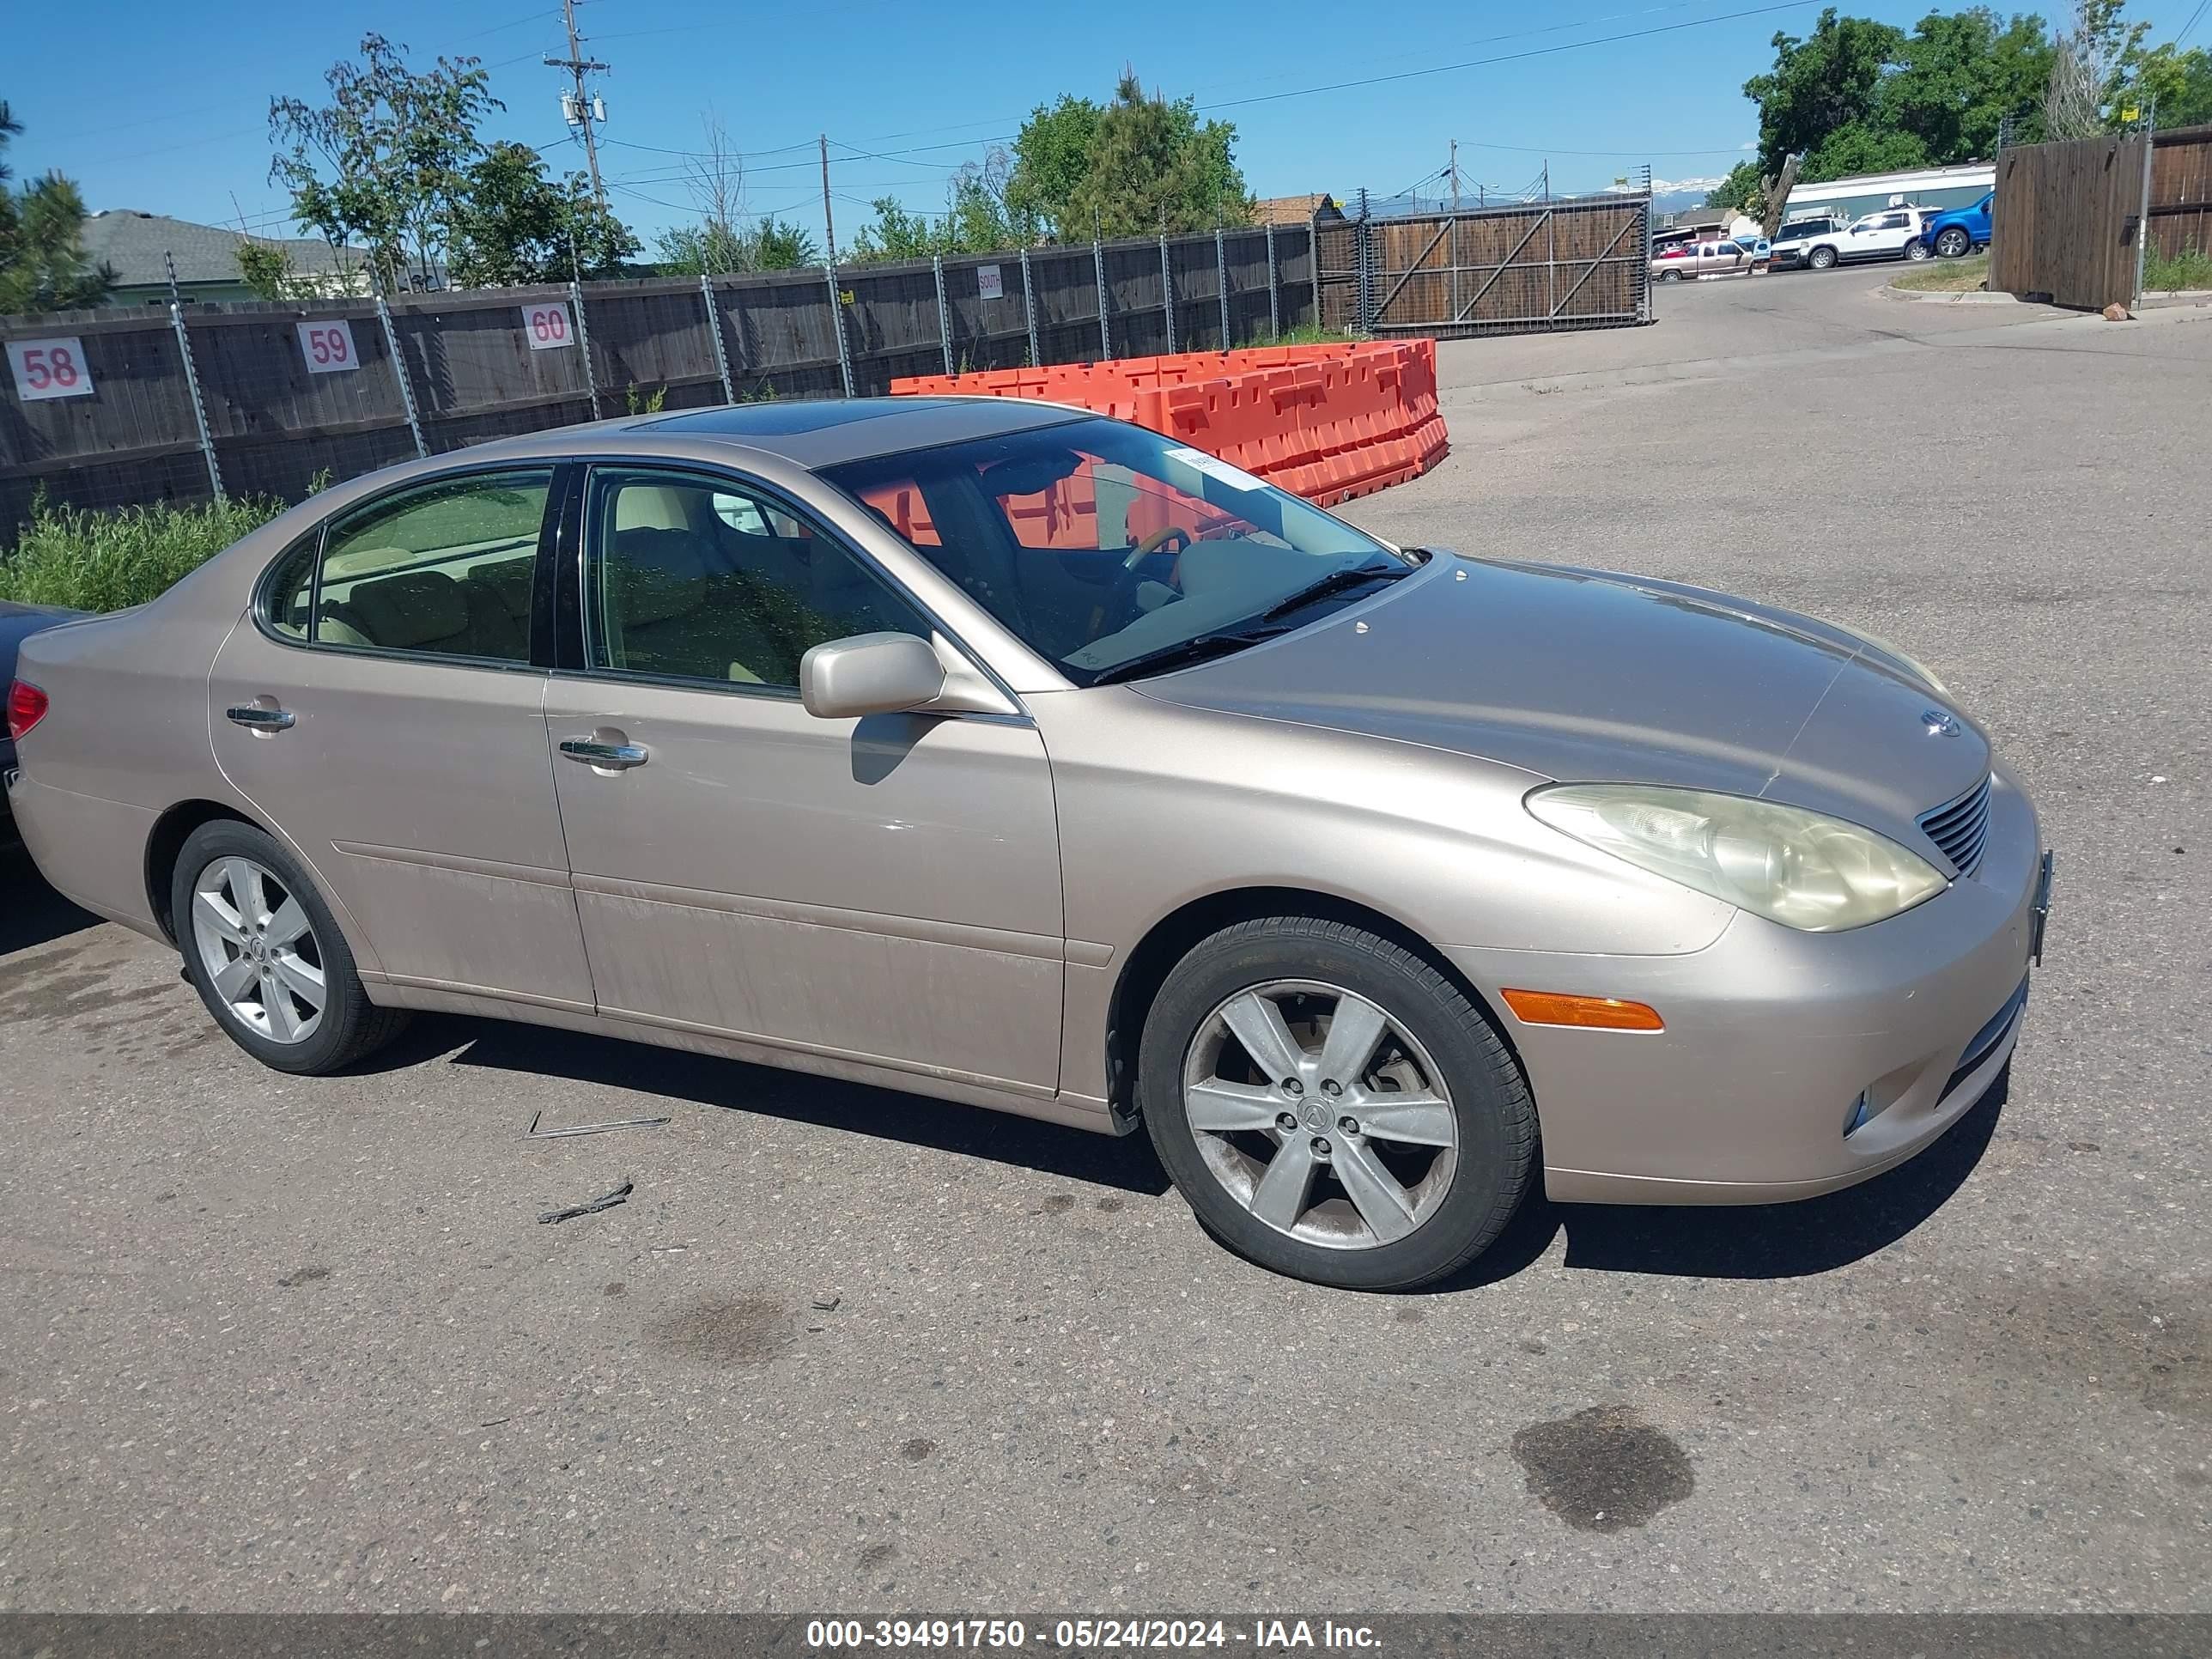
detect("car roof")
(629, 395), (1086, 469)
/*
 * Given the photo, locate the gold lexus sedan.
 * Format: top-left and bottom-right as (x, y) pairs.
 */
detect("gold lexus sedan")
(5, 400), (2051, 1290)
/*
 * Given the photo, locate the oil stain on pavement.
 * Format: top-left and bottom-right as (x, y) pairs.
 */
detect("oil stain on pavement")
(650, 1297), (787, 1366)
(1510, 1404), (1693, 1533)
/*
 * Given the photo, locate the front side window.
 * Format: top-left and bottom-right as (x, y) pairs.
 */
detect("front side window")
(822, 416), (1413, 685)
(585, 469), (928, 690)
(308, 471), (550, 662)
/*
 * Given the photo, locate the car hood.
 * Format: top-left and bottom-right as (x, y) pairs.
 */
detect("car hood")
(1132, 554), (1990, 840)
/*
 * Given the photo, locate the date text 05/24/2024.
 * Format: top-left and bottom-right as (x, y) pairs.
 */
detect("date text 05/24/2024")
(804, 1620), (1382, 1650)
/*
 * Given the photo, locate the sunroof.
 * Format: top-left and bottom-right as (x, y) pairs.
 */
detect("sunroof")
(645, 399), (963, 436)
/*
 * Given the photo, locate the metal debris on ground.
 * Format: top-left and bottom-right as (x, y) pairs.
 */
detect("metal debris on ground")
(538, 1181), (635, 1224)
(524, 1109), (672, 1139)
(811, 1293), (842, 1312)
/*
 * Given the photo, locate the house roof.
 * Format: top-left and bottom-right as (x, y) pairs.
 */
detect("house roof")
(1251, 193), (1342, 226)
(79, 210), (367, 289)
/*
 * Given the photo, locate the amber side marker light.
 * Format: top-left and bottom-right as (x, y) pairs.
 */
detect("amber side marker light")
(1499, 988), (1665, 1032)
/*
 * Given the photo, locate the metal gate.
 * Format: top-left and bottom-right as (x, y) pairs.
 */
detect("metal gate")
(1316, 195), (1653, 337)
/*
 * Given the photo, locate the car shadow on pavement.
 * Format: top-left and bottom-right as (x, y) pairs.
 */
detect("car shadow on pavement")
(1551, 1071), (2009, 1280)
(428, 1018), (1176, 1196)
(0, 857), (101, 958)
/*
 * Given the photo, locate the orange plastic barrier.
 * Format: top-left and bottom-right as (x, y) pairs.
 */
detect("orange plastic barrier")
(891, 340), (1448, 509)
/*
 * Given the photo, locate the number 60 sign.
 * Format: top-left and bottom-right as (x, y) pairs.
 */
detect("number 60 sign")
(7, 337), (94, 401)
(523, 301), (573, 349)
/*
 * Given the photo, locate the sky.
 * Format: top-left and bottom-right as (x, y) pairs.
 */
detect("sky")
(8, 0), (2208, 253)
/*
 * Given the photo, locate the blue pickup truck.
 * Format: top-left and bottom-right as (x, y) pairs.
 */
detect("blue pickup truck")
(1924, 191), (1993, 259)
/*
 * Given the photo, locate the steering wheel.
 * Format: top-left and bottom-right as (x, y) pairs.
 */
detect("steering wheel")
(1121, 524), (1192, 571)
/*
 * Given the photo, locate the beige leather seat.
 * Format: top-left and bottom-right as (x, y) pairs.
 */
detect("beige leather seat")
(319, 569), (525, 659)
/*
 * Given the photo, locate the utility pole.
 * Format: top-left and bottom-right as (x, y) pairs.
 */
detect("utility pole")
(1449, 140), (1461, 215)
(546, 0), (609, 210)
(820, 135), (837, 265)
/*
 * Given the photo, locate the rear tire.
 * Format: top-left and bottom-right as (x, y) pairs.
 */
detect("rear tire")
(1808, 246), (1838, 271)
(171, 820), (409, 1075)
(1905, 238), (1933, 262)
(1138, 916), (1536, 1291)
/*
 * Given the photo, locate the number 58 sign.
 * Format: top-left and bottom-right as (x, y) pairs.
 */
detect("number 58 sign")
(8, 337), (94, 400)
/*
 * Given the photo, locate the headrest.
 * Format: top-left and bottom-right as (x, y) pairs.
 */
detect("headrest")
(614, 484), (695, 534)
(334, 570), (468, 647)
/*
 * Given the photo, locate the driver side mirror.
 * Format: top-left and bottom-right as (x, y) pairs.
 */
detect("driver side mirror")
(799, 632), (946, 720)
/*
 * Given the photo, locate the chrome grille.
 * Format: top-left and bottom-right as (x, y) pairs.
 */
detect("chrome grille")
(1919, 773), (1993, 876)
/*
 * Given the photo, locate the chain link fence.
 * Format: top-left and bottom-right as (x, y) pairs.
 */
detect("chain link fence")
(0, 224), (1316, 532)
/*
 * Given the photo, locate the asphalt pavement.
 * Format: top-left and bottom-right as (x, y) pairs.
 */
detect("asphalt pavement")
(3, 271), (2207, 1614)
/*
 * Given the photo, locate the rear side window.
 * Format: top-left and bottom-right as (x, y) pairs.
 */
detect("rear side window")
(261, 535), (317, 640)
(584, 468), (929, 691)
(308, 471), (550, 663)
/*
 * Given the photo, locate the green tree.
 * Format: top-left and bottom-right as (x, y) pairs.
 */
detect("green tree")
(235, 240), (301, 301)
(1884, 9), (2054, 161)
(750, 216), (819, 269)
(1705, 161), (1765, 212)
(0, 101), (116, 313)
(657, 213), (819, 274)
(1744, 10), (1910, 176)
(445, 142), (636, 286)
(1006, 94), (1100, 240)
(269, 34), (501, 293)
(1066, 72), (1251, 239)
(846, 198), (942, 264)
(2125, 39), (2212, 126)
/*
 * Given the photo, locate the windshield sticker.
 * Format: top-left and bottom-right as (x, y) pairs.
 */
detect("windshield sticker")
(1165, 446), (1267, 492)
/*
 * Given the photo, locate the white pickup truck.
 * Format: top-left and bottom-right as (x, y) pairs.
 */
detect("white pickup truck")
(1795, 207), (1934, 271)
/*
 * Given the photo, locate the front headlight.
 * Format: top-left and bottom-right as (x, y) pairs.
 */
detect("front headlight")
(1526, 784), (1948, 933)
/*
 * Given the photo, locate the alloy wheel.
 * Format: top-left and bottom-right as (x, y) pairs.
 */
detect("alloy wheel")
(191, 856), (326, 1044)
(1180, 979), (1458, 1251)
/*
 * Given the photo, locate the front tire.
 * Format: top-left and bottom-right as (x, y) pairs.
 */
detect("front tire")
(172, 820), (408, 1075)
(1936, 228), (1971, 258)
(1138, 917), (1536, 1291)
(1809, 246), (1838, 271)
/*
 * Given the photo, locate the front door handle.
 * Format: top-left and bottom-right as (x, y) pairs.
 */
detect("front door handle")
(560, 737), (648, 769)
(225, 705), (295, 731)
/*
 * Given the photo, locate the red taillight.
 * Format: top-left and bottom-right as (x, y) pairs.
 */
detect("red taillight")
(6, 679), (48, 743)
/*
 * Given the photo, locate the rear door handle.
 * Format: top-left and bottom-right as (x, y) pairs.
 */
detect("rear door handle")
(560, 738), (648, 769)
(225, 706), (295, 731)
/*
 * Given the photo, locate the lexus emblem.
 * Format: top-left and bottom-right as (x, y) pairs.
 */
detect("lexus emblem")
(1921, 708), (1961, 738)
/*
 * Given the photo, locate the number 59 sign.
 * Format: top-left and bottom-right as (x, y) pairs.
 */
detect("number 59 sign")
(7, 337), (94, 401)
(523, 301), (573, 349)
(296, 319), (359, 374)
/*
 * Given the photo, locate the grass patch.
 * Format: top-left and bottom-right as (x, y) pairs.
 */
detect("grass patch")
(1893, 252), (1990, 293)
(1233, 323), (1356, 348)
(2144, 244), (2212, 292)
(0, 495), (289, 612)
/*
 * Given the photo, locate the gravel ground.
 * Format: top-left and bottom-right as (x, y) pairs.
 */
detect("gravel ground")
(2, 272), (2206, 1615)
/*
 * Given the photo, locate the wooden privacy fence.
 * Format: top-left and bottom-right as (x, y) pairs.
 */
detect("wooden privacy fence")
(0, 224), (1314, 532)
(1316, 195), (1652, 337)
(1991, 124), (2212, 311)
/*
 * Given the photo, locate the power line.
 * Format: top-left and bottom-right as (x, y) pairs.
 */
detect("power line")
(1200, 0), (1820, 112)
(2177, 0), (2209, 46)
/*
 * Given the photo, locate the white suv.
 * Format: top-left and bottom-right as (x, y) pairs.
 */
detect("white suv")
(1799, 208), (1933, 270)
(1771, 215), (1843, 270)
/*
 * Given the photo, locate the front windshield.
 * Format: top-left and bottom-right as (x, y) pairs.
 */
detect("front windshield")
(820, 416), (1413, 686)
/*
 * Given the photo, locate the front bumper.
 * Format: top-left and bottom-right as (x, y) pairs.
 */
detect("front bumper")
(1446, 763), (2046, 1205)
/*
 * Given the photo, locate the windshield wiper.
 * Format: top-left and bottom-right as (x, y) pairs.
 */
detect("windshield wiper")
(1257, 560), (1409, 623)
(1087, 626), (1291, 686)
